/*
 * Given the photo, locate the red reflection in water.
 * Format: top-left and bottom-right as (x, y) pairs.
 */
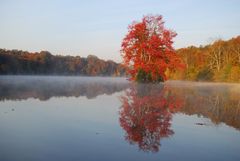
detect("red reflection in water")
(119, 84), (183, 152)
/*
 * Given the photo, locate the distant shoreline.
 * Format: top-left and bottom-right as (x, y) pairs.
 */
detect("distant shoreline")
(0, 49), (126, 76)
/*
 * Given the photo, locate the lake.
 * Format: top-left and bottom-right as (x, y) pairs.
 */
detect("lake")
(0, 76), (240, 161)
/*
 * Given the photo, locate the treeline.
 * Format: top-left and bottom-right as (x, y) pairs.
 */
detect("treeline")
(1, 35), (240, 81)
(0, 49), (125, 76)
(169, 36), (240, 82)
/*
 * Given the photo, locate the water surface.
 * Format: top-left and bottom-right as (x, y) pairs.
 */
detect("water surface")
(0, 76), (239, 161)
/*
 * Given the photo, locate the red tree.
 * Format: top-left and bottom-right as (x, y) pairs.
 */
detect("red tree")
(121, 15), (184, 82)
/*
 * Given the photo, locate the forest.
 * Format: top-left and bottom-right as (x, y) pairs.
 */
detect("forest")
(0, 36), (240, 82)
(0, 49), (125, 76)
(168, 36), (240, 82)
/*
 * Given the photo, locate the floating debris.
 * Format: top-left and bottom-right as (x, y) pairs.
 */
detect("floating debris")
(195, 123), (207, 126)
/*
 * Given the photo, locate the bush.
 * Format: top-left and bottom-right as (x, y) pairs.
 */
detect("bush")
(135, 69), (163, 83)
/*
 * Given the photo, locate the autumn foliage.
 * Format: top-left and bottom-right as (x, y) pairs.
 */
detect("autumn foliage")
(121, 15), (184, 82)
(168, 36), (240, 82)
(0, 49), (125, 76)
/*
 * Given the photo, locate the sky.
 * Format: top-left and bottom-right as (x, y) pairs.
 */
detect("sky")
(0, 0), (240, 62)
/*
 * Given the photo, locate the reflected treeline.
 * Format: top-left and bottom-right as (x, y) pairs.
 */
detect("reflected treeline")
(168, 82), (240, 130)
(0, 76), (129, 101)
(119, 82), (240, 152)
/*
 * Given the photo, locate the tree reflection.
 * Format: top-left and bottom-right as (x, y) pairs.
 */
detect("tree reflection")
(119, 84), (183, 152)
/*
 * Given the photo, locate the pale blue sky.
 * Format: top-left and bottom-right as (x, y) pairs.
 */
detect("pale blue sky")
(0, 0), (240, 62)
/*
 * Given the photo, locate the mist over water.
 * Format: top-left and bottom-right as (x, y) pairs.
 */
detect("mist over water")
(0, 76), (240, 161)
(0, 76), (129, 100)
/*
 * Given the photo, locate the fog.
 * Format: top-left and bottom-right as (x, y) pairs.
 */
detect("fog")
(165, 80), (240, 94)
(0, 76), (240, 101)
(0, 76), (129, 101)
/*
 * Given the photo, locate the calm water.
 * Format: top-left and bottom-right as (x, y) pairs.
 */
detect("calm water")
(0, 76), (240, 161)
